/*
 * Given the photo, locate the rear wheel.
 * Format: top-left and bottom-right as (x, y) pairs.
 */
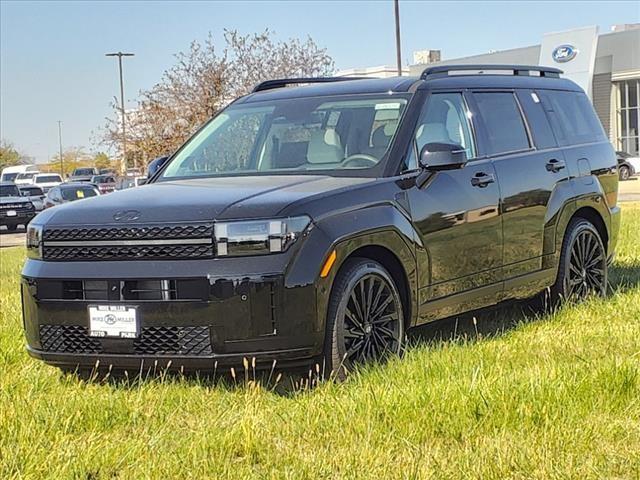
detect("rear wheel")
(619, 164), (631, 181)
(551, 218), (607, 303)
(325, 258), (405, 379)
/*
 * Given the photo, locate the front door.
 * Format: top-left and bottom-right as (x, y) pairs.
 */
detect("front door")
(407, 92), (503, 321)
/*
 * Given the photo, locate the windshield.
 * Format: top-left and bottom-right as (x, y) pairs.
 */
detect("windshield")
(0, 185), (21, 197)
(36, 175), (61, 183)
(61, 186), (98, 200)
(92, 176), (115, 184)
(16, 172), (36, 180)
(73, 168), (94, 176)
(161, 95), (408, 179)
(19, 186), (43, 195)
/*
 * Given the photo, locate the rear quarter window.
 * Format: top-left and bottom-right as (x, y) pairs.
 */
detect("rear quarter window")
(538, 90), (606, 146)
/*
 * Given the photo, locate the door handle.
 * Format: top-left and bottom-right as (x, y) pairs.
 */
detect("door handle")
(546, 158), (566, 173)
(471, 172), (495, 188)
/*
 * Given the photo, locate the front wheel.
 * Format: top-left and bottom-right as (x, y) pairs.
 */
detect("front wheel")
(6, 224), (18, 231)
(325, 258), (405, 379)
(551, 218), (607, 304)
(619, 165), (631, 181)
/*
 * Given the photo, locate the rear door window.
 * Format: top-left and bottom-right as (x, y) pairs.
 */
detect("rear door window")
(538, 90), (606, 146)
(473, 92), (531, 156)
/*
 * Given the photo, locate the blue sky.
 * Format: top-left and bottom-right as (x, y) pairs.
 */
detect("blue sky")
(1, 0), (639, 163)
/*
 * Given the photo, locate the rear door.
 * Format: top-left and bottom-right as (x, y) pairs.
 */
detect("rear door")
(470, 89), (569, 293)
(407, 91), (503, 321)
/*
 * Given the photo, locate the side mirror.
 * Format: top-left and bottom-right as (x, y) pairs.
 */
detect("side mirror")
(419, 142), (467, 171)
(147, 155), (169, 178)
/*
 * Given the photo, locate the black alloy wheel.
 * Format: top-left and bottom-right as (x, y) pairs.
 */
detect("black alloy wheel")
(325, 258), (404, 378)
(552, 218), (607, 303)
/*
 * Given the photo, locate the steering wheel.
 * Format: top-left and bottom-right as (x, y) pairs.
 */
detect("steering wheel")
(341, 154), (378, 169)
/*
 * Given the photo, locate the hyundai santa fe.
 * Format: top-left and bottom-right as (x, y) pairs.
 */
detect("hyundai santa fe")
(22, 65), (620, 377)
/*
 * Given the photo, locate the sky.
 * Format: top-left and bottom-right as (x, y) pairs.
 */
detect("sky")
(1, 0), (639, 164)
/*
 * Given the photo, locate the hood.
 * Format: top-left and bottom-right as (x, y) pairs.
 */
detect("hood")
(40, 175), (376, 226)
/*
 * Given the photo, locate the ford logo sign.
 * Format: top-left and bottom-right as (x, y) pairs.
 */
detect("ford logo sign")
(113, 209), (141, 222)
(552, 44), (578, 63)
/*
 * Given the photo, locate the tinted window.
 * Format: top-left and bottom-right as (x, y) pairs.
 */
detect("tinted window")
(35, 175), (61, 183)
(19, 186), (43, 196)
(539, 90), (606, 146)
(474, 92), (530, 155)
(74, 168), (95, 176)
(404, 93), (476, 170)
(0, 184), (20, 197)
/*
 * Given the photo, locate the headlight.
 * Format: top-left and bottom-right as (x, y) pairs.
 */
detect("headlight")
(214, 216), (311, 257)
(26, 224), (43, 259)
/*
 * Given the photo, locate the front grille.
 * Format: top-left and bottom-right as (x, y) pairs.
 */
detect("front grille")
(40, 325), (102, 353)
(43, 223), (213, 241)
(37, 278), (209, 301)
(39, 325), (213, 356)
(134, 326), (213, 355)
(42, 223), (214, 261)
(44, 244), (213, 261)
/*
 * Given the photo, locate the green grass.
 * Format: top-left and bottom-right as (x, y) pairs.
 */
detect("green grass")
(1, 205), (639, 479)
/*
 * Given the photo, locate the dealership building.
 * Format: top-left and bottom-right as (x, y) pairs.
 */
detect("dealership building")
(408, 25), (640, 156)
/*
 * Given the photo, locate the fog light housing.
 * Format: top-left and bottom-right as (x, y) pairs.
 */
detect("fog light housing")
(214, 216), (310, 257)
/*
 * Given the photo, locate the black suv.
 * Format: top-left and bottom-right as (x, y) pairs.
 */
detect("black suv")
(22, 65), (620, 376)
(1, 181), (36, 231)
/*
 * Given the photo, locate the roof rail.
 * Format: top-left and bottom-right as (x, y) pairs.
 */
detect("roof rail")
(420, 64), (563, 80)
(252, 76), (371, 93)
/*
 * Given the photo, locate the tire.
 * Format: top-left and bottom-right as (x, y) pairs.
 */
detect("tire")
(619, 165), (630, 181)
(324, 258), (405, 379)
(6, 224), (18, 231)
(550, 218), (607, 304)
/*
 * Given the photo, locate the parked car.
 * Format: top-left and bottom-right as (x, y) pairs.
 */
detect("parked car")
(90, 174), (117, 194)
(18, 185), (45, 212)
(68, 167), (99, 182)
(32, 173), (63, 193)
(115, 176), (147, 190)
(14, 171), (40, 186)
(1, 164), (38, 182)
(42, 183), (100, 209)
(0, 181), (35, 231)
(22, 65), (619, 378)
(99, 168), (117, 175)
(616, 150), (640, 181)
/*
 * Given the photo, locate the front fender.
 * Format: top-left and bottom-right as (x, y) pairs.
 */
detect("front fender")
(285, 204), (421, 334)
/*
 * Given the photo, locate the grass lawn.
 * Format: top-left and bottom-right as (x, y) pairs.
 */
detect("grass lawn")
(1, 204), (639, 479)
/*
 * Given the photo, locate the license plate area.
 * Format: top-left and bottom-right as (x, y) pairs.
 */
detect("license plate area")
(88, 305), (138, 338)
(6, 210), (17, 217)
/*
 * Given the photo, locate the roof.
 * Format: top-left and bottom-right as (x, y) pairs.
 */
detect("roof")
(237, 70), (582, 104)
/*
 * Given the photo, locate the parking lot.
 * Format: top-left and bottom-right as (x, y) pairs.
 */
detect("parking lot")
(0, 226), (25, 248)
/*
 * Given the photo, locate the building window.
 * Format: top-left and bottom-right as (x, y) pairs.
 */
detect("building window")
(616, 79), (640, 155)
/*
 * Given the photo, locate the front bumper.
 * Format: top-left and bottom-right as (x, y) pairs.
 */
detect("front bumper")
(21, 254), (324, 371)
(0, 210), (35, 226)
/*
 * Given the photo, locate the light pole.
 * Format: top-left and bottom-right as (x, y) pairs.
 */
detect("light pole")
(105, 51), (135, 173)
(394, 0), (402, 76)
(57, 121), (64, 177)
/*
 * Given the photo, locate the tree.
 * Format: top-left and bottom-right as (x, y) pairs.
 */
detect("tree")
(93, 152), (112, 171)
(43, 147), (92, 177)
(0, 141), (23, 171)
(101, 29), (334, 167)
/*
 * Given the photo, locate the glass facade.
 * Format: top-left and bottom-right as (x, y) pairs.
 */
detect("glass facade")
(616, 79), (640, 156)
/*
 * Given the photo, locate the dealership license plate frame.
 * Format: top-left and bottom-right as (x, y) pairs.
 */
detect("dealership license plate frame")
(88, 305), (139, 338)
